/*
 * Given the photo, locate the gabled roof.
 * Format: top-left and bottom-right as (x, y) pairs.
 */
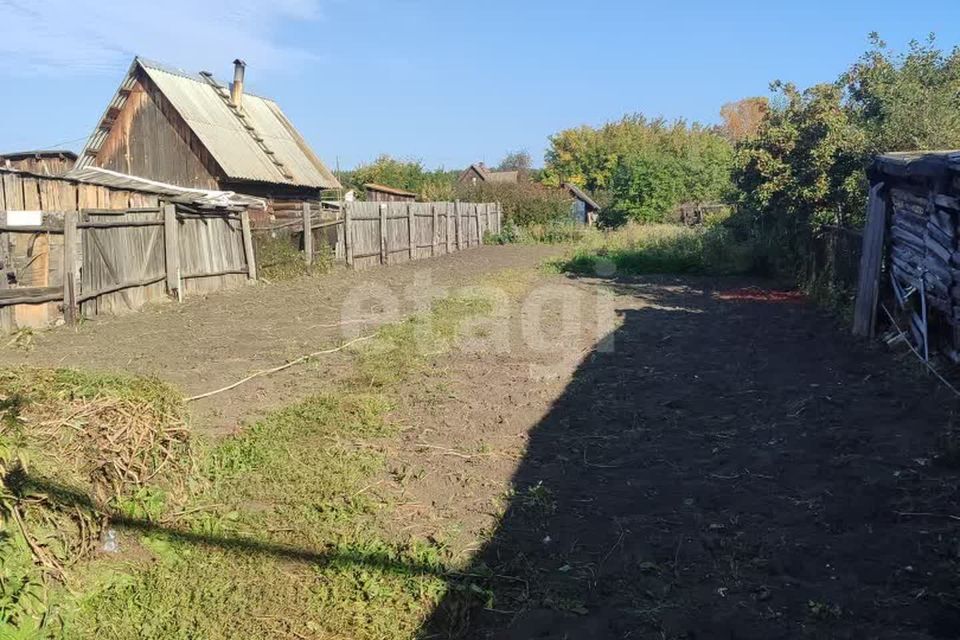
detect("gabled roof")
(564, 183), (600, 211)
(77, 57), (340, 190)
(363, 183), (417, 198)
(458, 163), (520, 184)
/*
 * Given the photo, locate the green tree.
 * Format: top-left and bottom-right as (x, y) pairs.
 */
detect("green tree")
(496, 150), (532, 173)
(731, 34), (960, 272)
(344, 155), (457, 201)
(544, 115), (733, 225)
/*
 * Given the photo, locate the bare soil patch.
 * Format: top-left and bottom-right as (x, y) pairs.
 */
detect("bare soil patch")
(373, 273), (960, 639)
(0, 245), (561, 434)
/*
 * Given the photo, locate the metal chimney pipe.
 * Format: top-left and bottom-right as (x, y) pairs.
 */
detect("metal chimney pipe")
(230, 59), (246, 110)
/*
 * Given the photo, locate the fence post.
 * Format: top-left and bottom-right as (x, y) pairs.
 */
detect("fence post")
(163, 203), (182, 297)
(455, 200), (462, 250)
(431, 204), (438, 256)
(344, 201), (354, 267)
(407, 202), (415, 261)
(302, 201), (313, 265)
(62, 211), (78, 324)
(497, 202), (502, 233)
(474, 204), (480, 246)
(485, 203), (491, 240)
(379, 203), (388, 264)
(239, 209), (257, 282)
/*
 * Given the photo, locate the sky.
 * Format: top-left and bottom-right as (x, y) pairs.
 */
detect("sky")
(1, 0), (959, 171)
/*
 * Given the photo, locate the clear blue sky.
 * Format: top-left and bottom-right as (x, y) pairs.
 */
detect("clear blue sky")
(1, 0), (959, 170)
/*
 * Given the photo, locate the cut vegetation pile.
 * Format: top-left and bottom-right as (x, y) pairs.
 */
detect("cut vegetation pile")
(0, 369), (191, 637)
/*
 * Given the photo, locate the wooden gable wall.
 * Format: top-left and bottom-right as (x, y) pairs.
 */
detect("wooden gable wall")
(95, 71), (221, 190)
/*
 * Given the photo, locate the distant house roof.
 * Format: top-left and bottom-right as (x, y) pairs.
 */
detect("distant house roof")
(363, 183), (418, 198)
(66, 165), (266, 209)
(77, 57), (340, 190)
(458, 163), (521, 184)
(564, 183), (600, 211)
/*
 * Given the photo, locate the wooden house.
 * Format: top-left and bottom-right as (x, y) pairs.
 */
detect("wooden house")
(74, 57), (341, 222)
(564, 183), (600, 225)
(1, 150), (76, 176)
(457, 163), (520, 185)
(363, 183), (417, 202)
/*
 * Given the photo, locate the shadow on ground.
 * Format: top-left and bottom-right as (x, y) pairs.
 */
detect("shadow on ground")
(421, 275), (960, 639)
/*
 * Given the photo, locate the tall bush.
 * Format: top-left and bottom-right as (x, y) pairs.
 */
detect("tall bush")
(542, 116), (733, 226)
(731, 34), (960, 272)
(456, 181), (572, 227)
(343, 155), (458, 201)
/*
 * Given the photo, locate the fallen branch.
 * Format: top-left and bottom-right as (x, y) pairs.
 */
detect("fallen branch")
(185, 334), (377, 402)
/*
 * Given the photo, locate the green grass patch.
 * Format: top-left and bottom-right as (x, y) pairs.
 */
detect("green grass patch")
(2, 280), (513, 639)
(549, 223), (758, 277)
(487, 219), (596, 245)
(254, 233), (334, 282)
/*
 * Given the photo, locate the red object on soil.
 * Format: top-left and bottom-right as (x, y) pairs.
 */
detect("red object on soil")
(715, 287), (806, 303)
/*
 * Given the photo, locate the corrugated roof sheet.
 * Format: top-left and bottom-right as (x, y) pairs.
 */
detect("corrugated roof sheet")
(66, 166), (266, 209)
(79, 58), (340, 190)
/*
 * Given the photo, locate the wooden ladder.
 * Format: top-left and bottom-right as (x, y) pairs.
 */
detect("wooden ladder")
(199, 72), (294, 181)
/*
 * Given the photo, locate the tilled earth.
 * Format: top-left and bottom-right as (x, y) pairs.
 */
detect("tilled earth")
(381, 274), (960, 639)
(5, 248), (960, 639)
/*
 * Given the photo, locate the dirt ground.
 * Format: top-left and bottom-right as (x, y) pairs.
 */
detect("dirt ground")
(0, 245), (562, 434)
(372, 273), (960, 639)
(6, 246), (960, 638)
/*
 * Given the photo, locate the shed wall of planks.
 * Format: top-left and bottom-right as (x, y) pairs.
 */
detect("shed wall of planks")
(0, 202), (257, 333)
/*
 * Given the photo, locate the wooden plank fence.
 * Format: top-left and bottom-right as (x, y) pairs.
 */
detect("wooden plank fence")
(344, 200), (500, 269)
(252, 200), (501, 271)
(1, 196), (500, 334)
(0, 203), (256, 332)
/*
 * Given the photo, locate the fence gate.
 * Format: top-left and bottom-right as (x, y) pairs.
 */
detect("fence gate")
(80, 209), (167, 317)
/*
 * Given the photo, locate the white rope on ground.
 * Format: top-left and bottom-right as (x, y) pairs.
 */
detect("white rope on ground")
(185, 334), (377, 402)
(880, 303), (960, 399)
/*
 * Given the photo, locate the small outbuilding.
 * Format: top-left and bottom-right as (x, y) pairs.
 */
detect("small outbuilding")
(564, 183), (600, 225)
(854, 151), (960, 360)
(363, 183), (417, 202)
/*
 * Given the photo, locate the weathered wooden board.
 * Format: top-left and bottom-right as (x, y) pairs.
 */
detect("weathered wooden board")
(853, 183), (887, 337)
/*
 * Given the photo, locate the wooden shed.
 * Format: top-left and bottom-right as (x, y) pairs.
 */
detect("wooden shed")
(1, 150), (77, 176)
(564, 183), (600, 225)
(363, 183), (417, 203)
(853, 151), (960, 361)
(75, 57), (341, 223)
